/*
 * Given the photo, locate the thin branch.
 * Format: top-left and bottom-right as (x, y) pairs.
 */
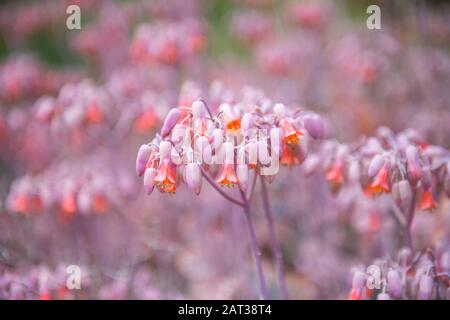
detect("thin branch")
(260, 176), (289, 299)
(239, 188), (268, 300)
(246, 169), (258, 202)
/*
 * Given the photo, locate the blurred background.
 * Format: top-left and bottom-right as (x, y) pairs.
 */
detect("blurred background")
(0, 0), (449, 299)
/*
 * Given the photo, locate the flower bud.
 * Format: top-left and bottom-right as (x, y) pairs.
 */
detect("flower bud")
(136, 144), (152, 176)
(273, 103), (286, 118)
(377, 293), (391, 300)
(440, 252), (450, 272)
(241, 113), (255, 132)
(144, 167), (157, 195)
(418, 275), (434, 300)
(236, 164), (249, 191)
(303, 113), (325, 140)
(302, 154), (320, 177)
(368, 155), (385, 178)
(191, 100), (206, 119)
(185, 163), (202, 195)
(393, 180), (412, 210)
(160, 108), (181, 138)
(387, 270), (403, 299)
(376, 126), (395, 143)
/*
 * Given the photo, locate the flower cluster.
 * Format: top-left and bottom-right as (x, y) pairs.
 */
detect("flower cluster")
(305, 128), (450, 212)
(349, 247), (450, 300)
(130, 19), (206, 66)
(0, 264), (164, 300)
(230, 10), (273, 45)
(136, 97), (325, 195)
(33, 80), (114, 147)
(0, 55), (81, 104)
(6, 154), (135, 222)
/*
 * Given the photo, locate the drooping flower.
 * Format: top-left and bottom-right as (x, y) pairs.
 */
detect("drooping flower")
(419, 188), (437, 211)
(280, 119), (303, 145)
(85, 102), (103, 124)
(326, 161), (344, 185)
(280, 144), (301, 166)
(216, 164), (238, 187)
(370, 164), (390, 194)
(154, 141), (177, 194)
(216, 142), (238, 187)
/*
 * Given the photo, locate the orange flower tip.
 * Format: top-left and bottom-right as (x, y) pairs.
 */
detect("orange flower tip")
(283, 134), (300, 145)
(326, 165), (344, 185)
(226, 119), (241, 132)
(369, 167), (390, 194)
(348, 288), (361, 300)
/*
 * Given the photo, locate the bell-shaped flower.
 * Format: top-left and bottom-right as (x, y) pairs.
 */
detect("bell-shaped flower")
(216, 142), (238, 187)
(370, 163), (391, 194)
(154, 141), (177, 193)
(419, 188), (437, 211)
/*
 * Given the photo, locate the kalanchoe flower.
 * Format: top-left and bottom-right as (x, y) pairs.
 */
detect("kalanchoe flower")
(369, 161), (391, 194)
(368, 154), (386, 179)
(154, 141), (177, 193)
(377, 293), (391, 300)
(418, 188), (437, 211)
(326, 145), (348, 188)
(216, 142), (238, 187)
